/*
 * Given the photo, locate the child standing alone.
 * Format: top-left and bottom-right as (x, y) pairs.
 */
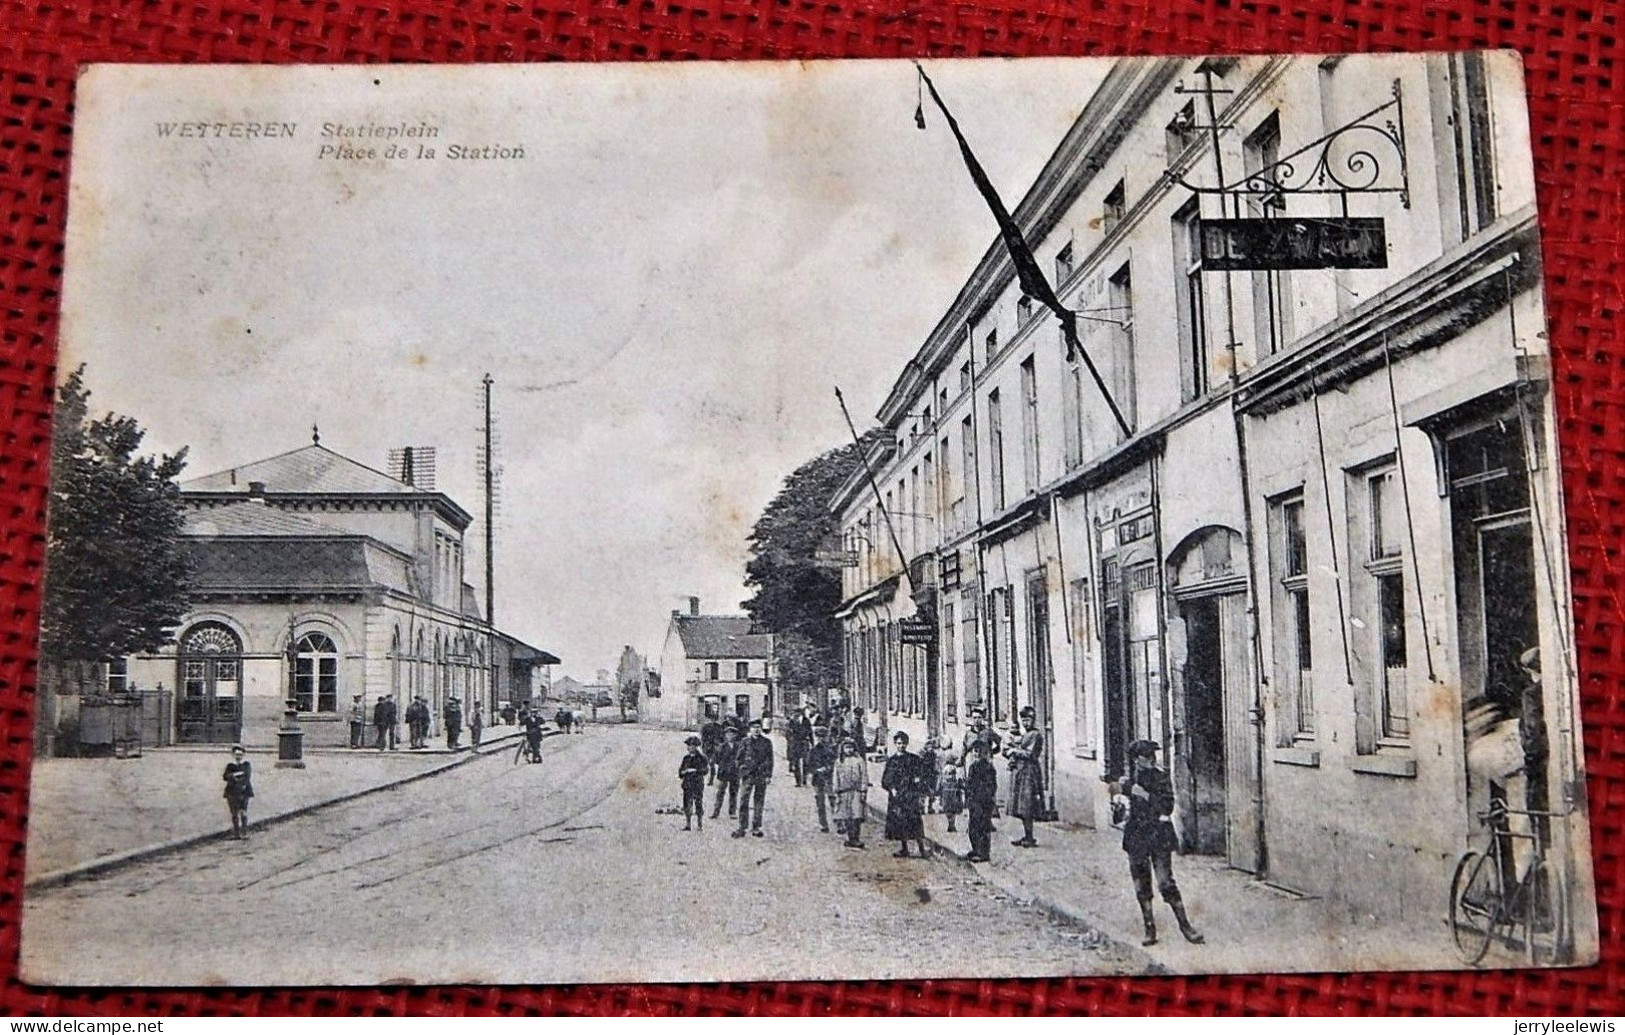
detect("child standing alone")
(223, 744), (254, 840)
(937, 736), (964, 834)
(679, 735), (708, 831)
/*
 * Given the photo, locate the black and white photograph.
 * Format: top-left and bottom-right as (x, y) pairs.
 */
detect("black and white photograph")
(21, 53), (1598, 985)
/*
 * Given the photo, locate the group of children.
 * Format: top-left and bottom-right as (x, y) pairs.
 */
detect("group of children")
(674, 721), (1002, 862)
(902, 735), (999, 862)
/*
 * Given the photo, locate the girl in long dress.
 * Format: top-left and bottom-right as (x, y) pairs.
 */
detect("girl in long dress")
(882, 731), (928, 858)
(832, 739), (870, 848)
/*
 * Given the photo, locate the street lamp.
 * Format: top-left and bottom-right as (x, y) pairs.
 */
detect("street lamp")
(277, 617), (306, 769)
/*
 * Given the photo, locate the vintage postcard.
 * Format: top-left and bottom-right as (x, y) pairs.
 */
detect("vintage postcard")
(23, 54), (1597, 985)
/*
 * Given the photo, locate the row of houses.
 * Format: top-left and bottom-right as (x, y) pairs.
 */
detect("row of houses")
(43, 435), (559, 753)
(832, 52), (1591, 945)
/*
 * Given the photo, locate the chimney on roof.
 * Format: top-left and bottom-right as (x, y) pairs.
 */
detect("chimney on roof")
(247, 481), (266, 499)
(671, 610), (681, 620)
(689, 596), (701, 616)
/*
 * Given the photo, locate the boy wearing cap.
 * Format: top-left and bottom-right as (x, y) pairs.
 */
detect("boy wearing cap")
(1122, 738), (1204, 946)
(679, 735), (708, 831)
(710, 725), (742, 819)
(806, 723), (838, 834)
(964, 739), (998, 862)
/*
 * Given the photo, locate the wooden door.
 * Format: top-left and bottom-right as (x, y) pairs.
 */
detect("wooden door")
(176, 623), (243, 745)
(1219, 593), (1261, 872)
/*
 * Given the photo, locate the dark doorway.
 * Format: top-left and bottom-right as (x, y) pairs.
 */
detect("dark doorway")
(1181, 597), (1227, 855)
(1480, 520), (1537, 711)
(1103, 604), (1128, 779)
(1026, 572), (1056, 817)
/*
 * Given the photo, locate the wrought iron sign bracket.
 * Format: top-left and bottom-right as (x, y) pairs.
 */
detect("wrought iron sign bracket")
(1171, 78), (1411, 212)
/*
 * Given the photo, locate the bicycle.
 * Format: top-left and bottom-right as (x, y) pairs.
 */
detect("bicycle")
(1449, 797), (1567, 965)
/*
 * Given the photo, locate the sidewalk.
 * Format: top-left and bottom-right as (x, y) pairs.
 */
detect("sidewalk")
(886, 803), (1460, 974)
(24, 725), (528, 887)
(308, 723), (525, 756)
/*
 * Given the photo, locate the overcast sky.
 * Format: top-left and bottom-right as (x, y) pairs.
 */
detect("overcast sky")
(63, 59), (1109, 680)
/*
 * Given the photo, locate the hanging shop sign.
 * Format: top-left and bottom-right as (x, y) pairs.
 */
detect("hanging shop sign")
(898, 616), (937, 645)
(1199, 216), (1388, 271)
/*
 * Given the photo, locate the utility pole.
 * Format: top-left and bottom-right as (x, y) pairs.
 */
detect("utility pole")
(482, 372), (495, 630)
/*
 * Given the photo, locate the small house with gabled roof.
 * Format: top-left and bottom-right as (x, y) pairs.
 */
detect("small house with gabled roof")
(648, 597), (775, 728)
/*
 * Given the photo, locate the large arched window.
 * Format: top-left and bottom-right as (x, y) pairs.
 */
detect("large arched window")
(294, 632), (340, 713)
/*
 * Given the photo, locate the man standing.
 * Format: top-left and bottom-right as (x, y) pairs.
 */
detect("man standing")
(403, 696), (422, 749)
(732, 719), (774, 839)
(806, 723), (837, 834)
(850, 707), (871, 756)
(786, 705), (814, 787)
(828, 703), (850, 750)
(960, 707), (1002, 764)
(373, 694), (393, 751)
(1121, 739), (1204, 946)
(699, 713), (725, 783)
(710, 726), (741, 820)
(469, 700), (484, 749)
(444, 696), (463, 751)
(348, 694), (366, 749)
(522, 706), (546, 763)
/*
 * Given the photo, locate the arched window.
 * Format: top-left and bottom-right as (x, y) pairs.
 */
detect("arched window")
(441, 632), (452, 697)
(416, 629), (427, 697)
(183, 622), (242, 657)
(390, 626), (402, 696)
(294, 632), (340, 713)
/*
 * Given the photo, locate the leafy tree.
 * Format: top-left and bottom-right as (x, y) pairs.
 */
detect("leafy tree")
(741, 433), (880, 704)
(40, 366), (191, 673)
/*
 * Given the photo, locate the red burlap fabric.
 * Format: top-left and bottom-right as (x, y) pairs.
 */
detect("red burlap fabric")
(0, 0), (1620, 1017)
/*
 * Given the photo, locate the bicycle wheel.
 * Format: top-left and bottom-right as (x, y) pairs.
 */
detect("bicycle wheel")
(1451, 849), (1503, 965)
(1516, 858), (1565, 965)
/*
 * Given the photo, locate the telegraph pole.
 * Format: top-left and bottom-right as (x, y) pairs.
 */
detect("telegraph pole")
(482, 372), (495, 629)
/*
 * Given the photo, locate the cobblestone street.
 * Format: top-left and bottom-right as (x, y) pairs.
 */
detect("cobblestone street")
(22, 726), (1139, 985)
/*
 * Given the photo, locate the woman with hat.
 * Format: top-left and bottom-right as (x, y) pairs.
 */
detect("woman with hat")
(1121, 738), (1204, 945)
(1006, 705), (1045, 848)
(881, 730), (928, 858)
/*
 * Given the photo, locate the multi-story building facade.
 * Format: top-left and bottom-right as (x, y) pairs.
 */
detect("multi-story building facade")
(833, 53), (1590, 948)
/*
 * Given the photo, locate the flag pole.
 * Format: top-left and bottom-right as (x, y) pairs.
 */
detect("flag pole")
(834, 386), (912, 582)
(913, 61), (1133, 441)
